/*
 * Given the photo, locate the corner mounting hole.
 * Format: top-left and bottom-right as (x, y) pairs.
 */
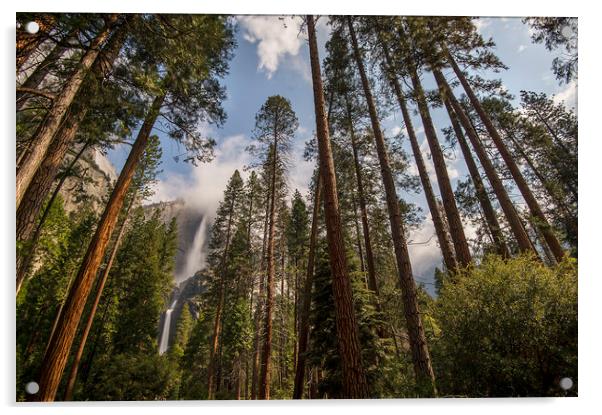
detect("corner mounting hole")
(25, 381), (39, 395)
(25, 21), (39, 34)
(559, 377), (573, 391)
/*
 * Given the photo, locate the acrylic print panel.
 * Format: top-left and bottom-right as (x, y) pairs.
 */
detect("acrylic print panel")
(15, 13), (577, 401)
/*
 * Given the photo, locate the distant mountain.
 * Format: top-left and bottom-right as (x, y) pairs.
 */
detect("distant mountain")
(143, 198), (210, 282)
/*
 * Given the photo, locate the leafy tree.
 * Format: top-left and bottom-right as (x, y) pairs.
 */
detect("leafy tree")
(431, 255), (577, 397)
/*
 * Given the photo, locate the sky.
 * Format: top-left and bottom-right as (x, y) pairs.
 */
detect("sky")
(107, 16), (577, 290)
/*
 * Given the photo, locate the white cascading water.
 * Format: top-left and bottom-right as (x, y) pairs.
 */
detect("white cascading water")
(159, 299), (178, 355)
(177, 215), (208, 281)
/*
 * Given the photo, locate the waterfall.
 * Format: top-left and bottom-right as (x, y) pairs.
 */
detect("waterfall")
(159, 299), (178, 355)
(177, 215), (208, 281)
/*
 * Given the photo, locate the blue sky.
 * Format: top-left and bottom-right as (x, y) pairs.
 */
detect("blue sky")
(107, 16), (577, 288)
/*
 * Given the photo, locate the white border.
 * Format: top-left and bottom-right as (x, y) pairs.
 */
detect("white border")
(2, 1), (599, 414)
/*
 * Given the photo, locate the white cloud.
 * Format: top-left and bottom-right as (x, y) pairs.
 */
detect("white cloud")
(517, 44), (526, 53)
(237, 15), (304, 79)
(147, 134), (252, 222)
(407, 214), (442, 289)
(553, 80), (578, 111)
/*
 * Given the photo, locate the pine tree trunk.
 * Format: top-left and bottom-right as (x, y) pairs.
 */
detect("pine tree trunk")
(407, 63), (472, 267)
(208, 198), (236, 399)
(34, 91), (165, 402)
(347, 16), (436, 395)
(292, 177), (323, 398)
(16, 141), (90, 292)
(16, 18), (129, 265)
(433, 70), (537, 255)
(345, 95), (382, 295)
(259, 140), (279, 400)
(445, 49), (565, 261)
(16, 14), (120, 209)
(439, 90), (510, 258)
(351, 195), (366, 275)
(380, 46), (458, 271)
(251, 192), (270, 399)
(16, 34), (72, 112)
(63, 194), (135, 401)
(309, 15), (369, 399)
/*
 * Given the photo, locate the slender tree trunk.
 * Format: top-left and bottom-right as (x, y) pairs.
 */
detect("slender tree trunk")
(16, 142), (90, 292)
(440, 92), (510, 258)
(351, 196), (366, 274)
(444, 49), (565, 261)
(35, 91), (165, 402)
(292, 170), (321, 400)
(63, 194), (135, 401)
(16, 18), (129, 274)
(207, 198), (236, 399)
(259, 132), (279, 400)
(345, 96), (381, 293)
(407, 62), (472, 267)
(16, 14), (120, 209)
(251, 193), (270, 399)
(433, 70), (538, 256)
(309, 15), (369, 399)
(379, 45), (458, 271)
(293, 87), (334, 399)
(347, 17), (436, 395)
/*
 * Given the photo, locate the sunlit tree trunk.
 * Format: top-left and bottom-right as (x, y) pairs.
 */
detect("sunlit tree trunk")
(16, 14), (120, 209)
(440, 92), (510, 258)
(444, 48), (564, 261)
(379, 45), (458, 271)
(433, 69), (537, 255)
(16, 141), (90, 292)
(347, 16), (436, 395)
(308, 15), (369, 399)
(16, 18), (130, 286)
(63, 193), (135, 401)
(35, 91), (165, 402)
(407, 62), (472, 268)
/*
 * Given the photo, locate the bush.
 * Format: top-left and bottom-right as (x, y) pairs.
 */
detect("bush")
(431, 254), (577, 397)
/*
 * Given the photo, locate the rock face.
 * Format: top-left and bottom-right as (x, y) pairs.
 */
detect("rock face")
(59, 147), (117, 215)
(143, 199), (209, 282)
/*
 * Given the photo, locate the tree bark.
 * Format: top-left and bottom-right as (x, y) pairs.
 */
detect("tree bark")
(16, 142), (90, 293)
(309, 15), (369, 399)
(258, 132), (279, 400)
(35, 91), (165, 402)
(207, 196), (236, 399)
(16, 14), (120, 209)
(444, 48), (565, 261)
(251, 191), (270, 399)
(16, 17), (129, 267)
(16, 29), (75, 112)
(379, 45), (458, 271)
(407, 63), (472, 268)
(293, 88), (334, 400)
(439, 91), (510, 258)
(62, 193), (135, 401)
(347, 16), (436, 395)
(433, 69), (537, 255)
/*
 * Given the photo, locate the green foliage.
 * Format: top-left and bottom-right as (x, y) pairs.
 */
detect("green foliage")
(86, 353), (180, 400)
(431, 255), (577, 397)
